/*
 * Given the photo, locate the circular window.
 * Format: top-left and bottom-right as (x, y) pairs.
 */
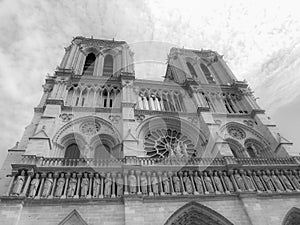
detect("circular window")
(227, 126), (246, 140)
(80, 122), (101, 136)
(144, 128), (195, 158)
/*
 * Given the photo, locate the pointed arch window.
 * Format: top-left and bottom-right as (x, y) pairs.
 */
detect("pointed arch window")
(200, 63), (216, 84)
(65, 143), (80, 159)
(103, 54), (113, 76)
(186, 62), (197, 78)
(82, 53), (96, 76)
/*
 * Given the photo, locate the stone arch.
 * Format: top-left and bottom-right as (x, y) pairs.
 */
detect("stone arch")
(137, 115), (208, 158)
(81, 46), (101, 56)
(58, 209), (88, 225)
(282, 207), (300, 225)
(60, 132), (87, 158)
(90, 133), (121, 159)
(164, 201), (233, 225)
(225, 138), (247, 158)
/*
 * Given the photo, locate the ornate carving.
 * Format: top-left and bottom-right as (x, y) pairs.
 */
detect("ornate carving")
(116, 173), (124, 197)
(55, 173), (65, 197)
(183, 172), (193, 194)
(28, 174), (40, 198)
(162, 172), (170, 194)
(151, 173), (159, 195)
(228, 126), (246, 140)
(243, 120), (254, 127)
(203, 172), (214, 193)
(108, 115), (121, 124)
(173, 175), (181, 193)
(213, 172), (224, 193)
(104, 173), (112, 197)
(93, 174), (101, 198)
(59, 113), (74, 122)
(140, 172), (148, 195)
(128, 171), (137, 194)
(144, 128), (195, 158)
(11, 170), (26, 196)
(41, 173), (53, 198)
(223, 171), (234, 192)
(81, 173), (89, 198)
(194, 172), (204, 194)
(67, 173), (77, 198)
(135, 114), (145, 123)
(80, 122), (100, 136)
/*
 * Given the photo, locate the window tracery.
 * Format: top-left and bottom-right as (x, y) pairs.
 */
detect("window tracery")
(144, 128), (195, 158)
(200, 63), (216, 84)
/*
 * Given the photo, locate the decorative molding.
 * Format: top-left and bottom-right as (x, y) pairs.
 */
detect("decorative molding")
(59, 113), (74, 122)
(227, 126), (246, 140)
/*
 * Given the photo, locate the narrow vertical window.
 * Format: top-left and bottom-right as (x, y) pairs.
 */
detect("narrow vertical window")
(186, 62), (197, 79)
(65, 143), (80, 159)
(82, 53), (96, 76)
(200, 63), (215, 84)
(103, 54), (113, 76)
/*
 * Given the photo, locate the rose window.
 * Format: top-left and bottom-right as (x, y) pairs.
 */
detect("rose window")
(227, 126), (246, 140)
(80, 122), (101, 136)
(144, 128), (195, 158)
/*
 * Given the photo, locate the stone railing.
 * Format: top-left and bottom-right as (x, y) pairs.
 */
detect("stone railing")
(18, 155), (300, 168)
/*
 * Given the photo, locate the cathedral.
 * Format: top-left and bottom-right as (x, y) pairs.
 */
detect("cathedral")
(0, 36), (300, 225)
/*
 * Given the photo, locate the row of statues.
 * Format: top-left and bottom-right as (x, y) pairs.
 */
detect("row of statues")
(9, 169), (300, 199)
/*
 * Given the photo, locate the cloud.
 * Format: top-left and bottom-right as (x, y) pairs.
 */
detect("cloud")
(0, 0), (300, 167)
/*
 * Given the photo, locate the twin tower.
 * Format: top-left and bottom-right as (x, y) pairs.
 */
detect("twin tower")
(0, 36), (299, 225)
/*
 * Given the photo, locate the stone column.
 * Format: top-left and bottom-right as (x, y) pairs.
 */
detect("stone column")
(87, 173), (93, 199)
(178, 171), (185, 195)
(74, 173), (81, 199)
(49, 172), (58, 199)
(35, 173), (46, 199)
(147, 172), (153, 196)
(111, 173), (116, 198)
(229, 169), (240, 192)
(219, 171), (229, 194)
(168, 172), (175, 195)
(6, 174), (16, 196)
(158, 171), (164, 196)
(61, 173), (70, 199)
(189, 171), (196, 195)
(136, 171), (142, 195)
(20, 171), (34, 197)
(209, 171), (220, 194)
(123, 171), (129, 195)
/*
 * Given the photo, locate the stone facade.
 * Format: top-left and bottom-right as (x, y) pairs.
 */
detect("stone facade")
(0, 36), (299, 225)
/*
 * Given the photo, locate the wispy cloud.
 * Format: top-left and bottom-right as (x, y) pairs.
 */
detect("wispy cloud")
(0, 0), (300, 166)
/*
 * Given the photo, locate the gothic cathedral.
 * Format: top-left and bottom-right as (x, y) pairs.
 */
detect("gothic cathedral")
(0, 36), (300, 225)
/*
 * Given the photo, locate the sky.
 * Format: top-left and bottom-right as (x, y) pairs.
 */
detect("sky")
(0, 0), (300, 167)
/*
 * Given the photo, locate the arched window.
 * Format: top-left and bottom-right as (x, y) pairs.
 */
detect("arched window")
(95, 143), (111, 159)
(82, 53), (96, 76)
(186, 62), (197, 78)
(103, 54), (113, 76)
(65, 143), (80, 159)
(226, 138), (247, 158)
(200, 63), (216, 84)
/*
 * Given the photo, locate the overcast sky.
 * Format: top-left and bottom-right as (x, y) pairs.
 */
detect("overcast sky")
(0, 0), (300, 167)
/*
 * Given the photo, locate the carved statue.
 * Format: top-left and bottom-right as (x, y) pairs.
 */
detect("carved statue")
(280, 171), (294, 191)
(271, 171), (284, 192)
(234, 171), (246, 191)
(243, 173), (255, 191)
(213, 172), (224, 193)
(104, 173), (112, 197)
(291, 171), (300, 190)
(223, 172), (234, 192)
(183, 172), (193, 194)
(67, 173), (77, 198)
(140, 172), (148, 195)
(203, 172), (214, 193)
(162, 172), (170, 194)
(55, 173), (65, 197)
(194, 173), (204, 194)
(151, 173), (159, 195)
(252, 172), (265, 191)
(81, 173), (89, 197)
(41, 173), (53, 198)
(262, 171), (275, 191)
(12, 170), (26, 196)
(128, 171), (137, 194)
(93, 174), (101, 198)
(116, 173), (124, 197)
(28, 174), (40, 198)
(173, 175), (181, 193)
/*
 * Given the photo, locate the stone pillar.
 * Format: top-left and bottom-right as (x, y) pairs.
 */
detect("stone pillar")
(123, 171), (129, 195)
(87, 173), (93, 199)
(61, 173), (70, 199)
(219, 171), (230, 194)
(111, 173), (116, 198)
(74, 173), (81, 199)
(6, 174), (16, 196)
(178, 171), (184, 195)
(229, 170), (240, 192)
(168, 172), (175, 195)
(157, 172), (164, 196)
(49, 172), (58, 199)
(189, 171), (196, 195)
(136, 171), (142, 195)
(147, 172), (153, 196)
(35, 173), (46, 199)
(209, 171), (220, 194)
(99, 173), (104, 198)
(20, 171), (34, 197)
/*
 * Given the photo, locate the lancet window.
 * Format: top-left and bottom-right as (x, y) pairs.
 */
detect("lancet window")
(144, 128), (195, 158)
(82, 53), (96, 76)
(137, 89), (184, 112)
(65, 84), (120, 108)
(103, 54), (113, 76)
(200, 63), (216, 84)
(186, 62), (197, 79)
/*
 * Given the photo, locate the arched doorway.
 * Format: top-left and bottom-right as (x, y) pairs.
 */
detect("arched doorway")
(164, 202), (233, 225)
